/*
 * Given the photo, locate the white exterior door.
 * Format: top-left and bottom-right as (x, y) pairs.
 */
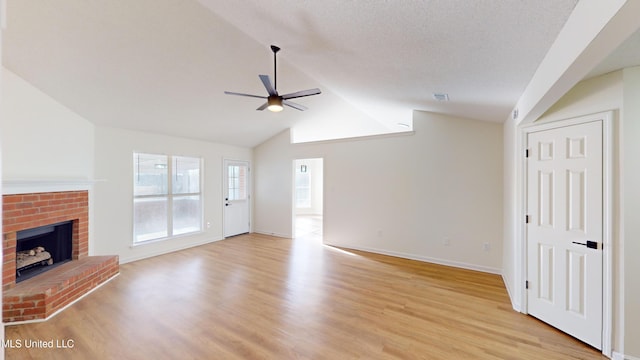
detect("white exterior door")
(223, 160), (250, 237)
(526, 120), (603, 349)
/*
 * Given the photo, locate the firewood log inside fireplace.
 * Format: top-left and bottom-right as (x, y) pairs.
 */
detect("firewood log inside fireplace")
(16, 246), (54, 275)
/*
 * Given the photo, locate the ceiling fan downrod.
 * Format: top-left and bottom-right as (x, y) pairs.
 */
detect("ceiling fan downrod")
(271, 45), (280, 92)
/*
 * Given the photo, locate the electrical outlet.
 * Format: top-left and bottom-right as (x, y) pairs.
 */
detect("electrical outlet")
(483, 242), (491, 251)
(206, 221), (211, 229)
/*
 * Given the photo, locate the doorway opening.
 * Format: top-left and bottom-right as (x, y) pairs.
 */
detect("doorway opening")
(294, 158), (323, 241)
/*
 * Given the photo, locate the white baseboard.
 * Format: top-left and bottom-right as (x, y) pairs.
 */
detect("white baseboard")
(501, 274), (522, 312)
(325, 242), (502, 275)
(120, 237), (223, 264)
(253, 230), (292, 239)
(613, 351), (640, 360)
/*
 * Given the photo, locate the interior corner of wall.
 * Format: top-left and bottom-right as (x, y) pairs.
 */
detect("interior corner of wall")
(286, 127), (294, 144)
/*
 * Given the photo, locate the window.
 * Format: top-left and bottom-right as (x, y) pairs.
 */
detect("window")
(296, 164), (311, 208)
(227, 165), (247, 201)
(133, 153), (202, 243)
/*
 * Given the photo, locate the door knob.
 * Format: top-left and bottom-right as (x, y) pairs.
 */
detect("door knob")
(572, 240), (598, 249)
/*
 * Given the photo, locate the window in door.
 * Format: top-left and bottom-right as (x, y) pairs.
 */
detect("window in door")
(227, 165), (247, 201)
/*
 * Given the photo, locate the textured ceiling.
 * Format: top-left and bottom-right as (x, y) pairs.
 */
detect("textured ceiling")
(1, 0), (591, 147)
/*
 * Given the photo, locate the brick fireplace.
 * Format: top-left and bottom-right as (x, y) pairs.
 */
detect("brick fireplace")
(3, 190), (119, 322)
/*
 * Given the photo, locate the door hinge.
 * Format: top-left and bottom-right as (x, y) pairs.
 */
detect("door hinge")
(526, 281), (529, 289)
(525, 215), (530, 224)
(525, 149), (529, 158)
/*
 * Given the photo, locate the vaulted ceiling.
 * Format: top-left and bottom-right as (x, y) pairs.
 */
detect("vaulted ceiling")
(3, 1), (639, 147)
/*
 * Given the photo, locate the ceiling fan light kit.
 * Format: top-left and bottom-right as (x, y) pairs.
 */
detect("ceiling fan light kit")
(267, 96), (284, 112)
(224, 45), (321, 112)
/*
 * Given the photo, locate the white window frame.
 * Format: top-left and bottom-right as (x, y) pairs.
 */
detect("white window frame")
(295, 164), (312, 209)
(133, 152), (203, 244)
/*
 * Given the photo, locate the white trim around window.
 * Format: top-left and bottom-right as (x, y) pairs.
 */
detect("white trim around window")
(132, 152), (203, 244)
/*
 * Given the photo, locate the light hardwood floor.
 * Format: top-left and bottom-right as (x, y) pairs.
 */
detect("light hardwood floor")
(5, 232), (606, 359)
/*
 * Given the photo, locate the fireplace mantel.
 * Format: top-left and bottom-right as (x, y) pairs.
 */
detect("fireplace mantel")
(2, 179), (104, 195)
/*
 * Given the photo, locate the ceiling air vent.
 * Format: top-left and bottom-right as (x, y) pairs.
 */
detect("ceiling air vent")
(433, 93), (449, 101)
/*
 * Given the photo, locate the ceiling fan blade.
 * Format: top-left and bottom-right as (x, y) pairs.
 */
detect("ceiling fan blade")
(224, 91), (267, 99)
(259, 75), (277, 96)
(281, 88), (321, 100)
(283, 100), (307, 111)
(257, 102), (269, 111)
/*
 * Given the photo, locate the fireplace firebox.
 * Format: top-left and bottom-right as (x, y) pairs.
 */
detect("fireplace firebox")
(16, 221), (73, 282)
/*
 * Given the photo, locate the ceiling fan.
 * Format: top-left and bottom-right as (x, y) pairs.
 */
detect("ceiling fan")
(224, 45), (321, 112)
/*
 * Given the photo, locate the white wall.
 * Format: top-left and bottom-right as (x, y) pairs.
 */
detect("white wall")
(1, 3), (6, 355)
(621, 66), (640, 358)
(93, 126), (251, 263)
(502, 115), (520, 309)
(1, 68), (94, 180)
(255, 111), (503, 273)
(253, 129), (294, 238)
(1, 67), (98, 286)
(538, 71), (623, 123)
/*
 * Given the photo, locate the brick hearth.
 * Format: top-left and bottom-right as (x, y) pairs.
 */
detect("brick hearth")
(3, 191), (119, 322)
(3, 256), (119, 322)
